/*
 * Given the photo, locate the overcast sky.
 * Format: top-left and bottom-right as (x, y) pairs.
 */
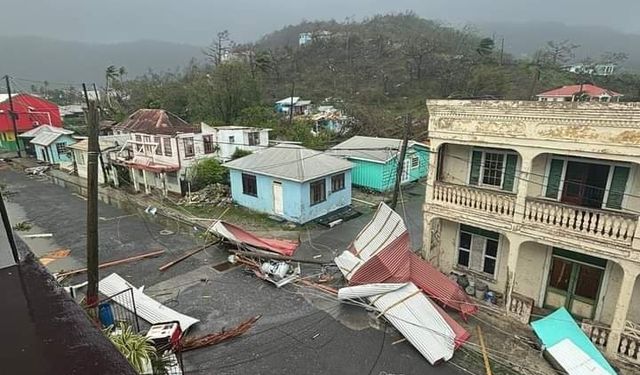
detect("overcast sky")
(2, 0), (640, 45)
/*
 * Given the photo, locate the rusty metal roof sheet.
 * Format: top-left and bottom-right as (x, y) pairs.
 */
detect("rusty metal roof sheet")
(114, 109), (197, 135)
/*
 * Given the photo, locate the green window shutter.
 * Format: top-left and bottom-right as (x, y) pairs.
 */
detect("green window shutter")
(502, 154), (518, 192)
(606, 166), (630, 209)
(469, 151), (482, 185)
(545, 159), (565, 199)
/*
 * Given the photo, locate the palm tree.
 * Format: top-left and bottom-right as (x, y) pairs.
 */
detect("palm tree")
(105, 65), (118, 106)
(118, 66), (127, 81)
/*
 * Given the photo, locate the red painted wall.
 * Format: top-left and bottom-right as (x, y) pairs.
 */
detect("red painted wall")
(0, 94), (62, 132)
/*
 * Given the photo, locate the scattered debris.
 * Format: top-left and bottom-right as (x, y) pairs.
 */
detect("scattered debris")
(211, 220), (299, 256)
(178, 183), (230, 206)
(231, 249), (328, 265)
(56, 249), (165, 277)
(531, 307), (615, 375)
(229, 254), (301, 288)
(24, 166), (49, 175)
(180, 315), (261, 352)
(22, 233), (53, 238)
(13, 221), (32, 231)
(159, 230), (174, 236)
(39, 248), (71, 266)
(144, 206), (157, 215)
(99, 273), (200, 333)
(158, 242), (219, 272)
(313, 254), (322, 259)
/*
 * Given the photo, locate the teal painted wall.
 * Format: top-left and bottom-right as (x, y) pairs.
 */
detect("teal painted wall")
(349, 145), (429, 192)
(33, 134), (76, 164)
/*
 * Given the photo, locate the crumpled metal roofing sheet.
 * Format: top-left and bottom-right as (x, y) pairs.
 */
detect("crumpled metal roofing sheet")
(349, 202), (406, 260)
(337, 283), (407, 300)
(210, 220), (299, 256)
(546, 339), (611, 375)
(99, 273), (200, 332)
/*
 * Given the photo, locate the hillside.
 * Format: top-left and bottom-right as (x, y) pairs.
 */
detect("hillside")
(0, 36), (203, 84)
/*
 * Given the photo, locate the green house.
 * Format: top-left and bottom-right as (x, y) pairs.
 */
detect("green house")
(327, 136), (429, 192)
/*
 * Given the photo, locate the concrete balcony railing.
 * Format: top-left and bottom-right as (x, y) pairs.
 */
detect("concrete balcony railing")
(581, 320), (640, 365)
(432, 181), (516, 219)
(523, 198), (638, 246)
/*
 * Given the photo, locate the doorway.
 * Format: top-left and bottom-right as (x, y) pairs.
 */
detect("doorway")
(273, 181), (283, 215)
(561, 161), (610, 208)
(544, 248), (606, 319)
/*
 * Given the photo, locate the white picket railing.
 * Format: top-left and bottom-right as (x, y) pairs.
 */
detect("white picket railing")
(523, 198), (637, 245)
(432, 182), (516, 218)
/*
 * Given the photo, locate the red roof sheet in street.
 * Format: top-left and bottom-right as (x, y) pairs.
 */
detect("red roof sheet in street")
(537, 84), (622, 98)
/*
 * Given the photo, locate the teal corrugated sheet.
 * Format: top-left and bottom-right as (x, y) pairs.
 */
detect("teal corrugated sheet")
(349, 146), (430, 192)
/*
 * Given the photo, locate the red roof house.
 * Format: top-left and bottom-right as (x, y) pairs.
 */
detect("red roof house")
(536, 84), (623, 102)
(0, 94), (62, 152)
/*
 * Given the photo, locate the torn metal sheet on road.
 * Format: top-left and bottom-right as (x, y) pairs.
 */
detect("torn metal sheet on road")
(99, 273), (200, 333)
(210, 220), (299, 256)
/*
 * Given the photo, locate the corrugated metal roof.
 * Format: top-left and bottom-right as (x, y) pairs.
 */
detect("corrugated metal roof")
(328, 136), (428, 163)
(350, 202), (407, 259)
(31, 131), (66, 146)
(531, 308), (615, 374)
(547, 339), (611, 375)
(224, 144), (352, 182)
(337, 283), (407, 300)
(19, 125), (73, 138)
(114, 109), (197, 135)
(276, 97), (300, 105)
(99, 273), (199, 332)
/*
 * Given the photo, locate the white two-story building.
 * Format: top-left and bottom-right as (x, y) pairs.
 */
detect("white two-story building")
(205, 125), (270, 162)
(424, 100), (640, 364)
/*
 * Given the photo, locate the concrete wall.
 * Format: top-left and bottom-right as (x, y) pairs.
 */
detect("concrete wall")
(229, 169), (351, 224)
(440, 144), (470, 185)
(513, 241), (549, 305)
(527, 153), (548, 198)
(214, 127), (270, 161)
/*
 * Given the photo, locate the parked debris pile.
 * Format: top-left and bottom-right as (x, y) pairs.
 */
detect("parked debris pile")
(179, 184), (230, 206)
(211, 220), (299, 256)
(334, 203), (474, 365)
(180, 315), (261, 352)
(229, 254), (301, 288)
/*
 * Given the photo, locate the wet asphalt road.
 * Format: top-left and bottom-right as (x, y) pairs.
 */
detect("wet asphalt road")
(1, 168), (463, 375)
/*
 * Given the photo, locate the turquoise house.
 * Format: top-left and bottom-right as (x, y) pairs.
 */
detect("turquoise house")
(327, 136), (429, 192)
(29, 129), (76, 164)
(224, 144), (353, 224)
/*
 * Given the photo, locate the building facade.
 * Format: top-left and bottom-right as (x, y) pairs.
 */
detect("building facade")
(0, 94), (62, 152)
(328, 136), (429, 192)
(225, 144), (353, 224)
(205, 125), (270, 162)
(423, 100), (640, 363)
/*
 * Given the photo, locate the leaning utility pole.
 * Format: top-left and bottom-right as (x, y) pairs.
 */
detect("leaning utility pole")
(4, 75), (22, 158)
(83, 83), (100, 312)
(390, 114), (411, 210)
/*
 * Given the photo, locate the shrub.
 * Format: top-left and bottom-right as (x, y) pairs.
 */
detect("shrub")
(190, 158), (228, 191)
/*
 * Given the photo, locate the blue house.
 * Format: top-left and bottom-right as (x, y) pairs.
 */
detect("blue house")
(26, 127), (76, 164)
(224, 144), (353, 224)
(327, 136), (429, 192)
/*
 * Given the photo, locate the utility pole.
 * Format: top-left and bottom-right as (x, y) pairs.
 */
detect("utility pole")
(500, 37), (505, 66)
(4, 76), (22, 158)
(0, 190), (20, 264)
(83, 83), (100, 314)
(390, 114), (411, 210)
(289, 81), (295, 126)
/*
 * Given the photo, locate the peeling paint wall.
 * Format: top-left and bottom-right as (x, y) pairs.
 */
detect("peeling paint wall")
(514, 242), (548, 305)
(441, 144), (469, 185)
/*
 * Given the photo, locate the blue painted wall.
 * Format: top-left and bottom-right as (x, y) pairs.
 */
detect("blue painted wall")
(348, 145), (429, 192)
(33, 134), (76, 164)
(229, 169), (352, 224)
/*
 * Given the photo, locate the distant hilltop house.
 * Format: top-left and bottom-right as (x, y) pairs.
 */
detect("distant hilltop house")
(536, 84), (623, 103)
(0, 93), (62, 152)
(564, 63), (617, 77)
(312, 105), (349, 133)
(224, 144), (352, 224)
(327, 136), (429, 192)
(298, 30), (332, 46)
(275, 97), (312, 116)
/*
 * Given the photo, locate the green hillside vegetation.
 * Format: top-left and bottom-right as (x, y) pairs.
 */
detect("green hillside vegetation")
(103, 13), (640, 142)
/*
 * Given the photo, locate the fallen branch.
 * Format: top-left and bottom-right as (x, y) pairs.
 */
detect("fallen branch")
(158, 241), (220, 271)
(56, 249), (165, 277)
(180, 315), (261, 352)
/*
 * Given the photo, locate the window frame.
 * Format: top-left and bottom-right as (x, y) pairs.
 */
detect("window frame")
(154, 136), (162, 155)
(469, 149), (519, 191)
(310, 179), (327, 206)
(331, 173), (345, 193)
(241, 173), (258, 197)
(480, 151), (506, 188)
(456, 224), (501, 279)
(410, 155), (420, 169)
(55, 142), (69, 156)
(183, 137), (195, 158)
(247, 132), (260, 146)
(163, 137), (172, 157)
(203, 135), (215, 154)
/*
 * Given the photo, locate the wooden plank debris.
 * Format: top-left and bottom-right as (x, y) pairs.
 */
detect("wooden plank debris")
(477, 325), (493, 375)
(56, 249), (165, 277)
(158, 241), (219, 271)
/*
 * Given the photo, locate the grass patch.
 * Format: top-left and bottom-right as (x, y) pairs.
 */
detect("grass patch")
(13, 221), (32, 231)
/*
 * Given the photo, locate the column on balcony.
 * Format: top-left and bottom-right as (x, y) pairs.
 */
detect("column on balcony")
(142, 169), (150, 194)
(422, 140), (444, 261)
(606, 262), (640, 355)
(513, 151), (535, 224)
(504, 233), (525, 310)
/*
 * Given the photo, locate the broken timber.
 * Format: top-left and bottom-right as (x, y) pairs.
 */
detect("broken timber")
(158, 241), (220, 271)
(231, 250), (330, 265)
(56, 250), (165, 277)
(180, 315), (261, 352)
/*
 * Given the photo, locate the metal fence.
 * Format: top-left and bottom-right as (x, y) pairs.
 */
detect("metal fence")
(96, 287), (141, 333)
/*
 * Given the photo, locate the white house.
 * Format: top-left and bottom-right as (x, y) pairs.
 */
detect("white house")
(204, 124), (270, 161)
(69, 135), (128, 185)
(275, 97), (312, 115)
